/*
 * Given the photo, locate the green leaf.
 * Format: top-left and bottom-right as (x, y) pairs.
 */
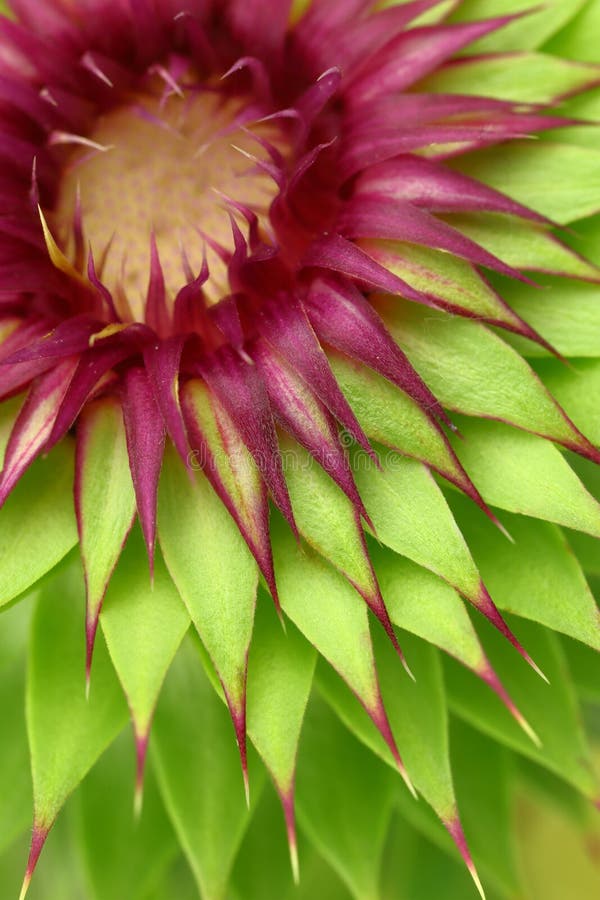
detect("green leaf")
(500, 279), (600, 359)
(535, 357), (600, 446)
(230, 781), (355, 900)
(0, 442), (77, 609)
(450, 719), (520, 898)
(272, 521), (382, 725)
(323, 630), (455, 819)
(230, 784), (298, 900)
(422, 51), (600, 102)
(75, 731), (179, 900)
(246, 594), (316, 847)
(328, 351), (473, 494)
(100, 527), (189, 802)
(158, 444), (257, 786)
(450, 417), (600, 537)
(450, 492), (600, 651)
(454, 142), (600, 225)
(296, 697), (396, 900)
(24, 558), (127, 891)
(545, 0), (600, 62)
(354, 449), (482, 601)
(450, 0), (587, 53)
(560, 634), (600, 703)
(271, 521), (413, 788)
(372, 546), (487, 676)
(76, 397), (136, 675)
(445, 618), (598, 798)
(446, 213), (600, 278)
(151, 637), (265, 900)
(381, 300), (589, 450)
(0, 655), (31, 855)
(363, 239), (530, 330)
(281, 435), (378, 605)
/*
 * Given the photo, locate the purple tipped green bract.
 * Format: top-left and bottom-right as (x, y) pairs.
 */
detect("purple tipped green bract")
(0, 1), (599, 898)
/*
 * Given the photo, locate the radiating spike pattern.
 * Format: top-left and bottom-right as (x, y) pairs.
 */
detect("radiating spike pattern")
(0, 0), (599, 898)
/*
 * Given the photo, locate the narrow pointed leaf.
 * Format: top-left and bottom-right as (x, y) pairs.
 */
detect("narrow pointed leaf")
(246, 595), (316, 868)
(449, 0), (587, 53)
(382, 301), (599, 461)
(422, 51), (598, 102)
(0, 654), (31, 856)
(158, 444), (257, 792)
(100, 528), (190, 802)
(296, 697), (397, 900)
(281, 435), (404, 661)
(354, 447), (541, 675)
(151, 637), (266, 900)
(448, 213), (600, 279)
(455, 142), (600, 225)
(180, 378), (276, 602)
(328, 350), (496, 515)
(75, 396), (136, 681)
(500, 279), (600, 359)
(0, 442), (76, 608)
(536, 357), (600, 446)
(371, 545), (533, 738)
(450, 417), (600, 537)
(272, 522), (412, 790)
(364, 238), (550, 340)
(23, 559), (127, 893)
(450, 720), (520, 897)
(450, 493), (600, 652)
(0, 358), (76, 504)
(445, 618), (598, 799)
(76, 731), (180, 900)
(121, 366), (166, 569)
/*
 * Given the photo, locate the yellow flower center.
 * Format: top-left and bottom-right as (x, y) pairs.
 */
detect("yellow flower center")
(54, 78), (285, 317)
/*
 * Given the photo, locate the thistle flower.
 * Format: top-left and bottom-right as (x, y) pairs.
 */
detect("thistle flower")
(0, 0), (599, 898)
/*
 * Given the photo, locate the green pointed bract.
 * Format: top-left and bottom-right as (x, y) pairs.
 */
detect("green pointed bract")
(355, 450), (482, 600)
(75, 396), (136, 686)
(152, 637), (265, 900)
(296, 698), (397, 900)
(329, 351), (473, 490)
(538, 358), (600, 446)
(383, 301), (598, 459)
(363, 239), (539, 331)
(0, 643), (31, 857)
(450, 720), (520, 897)
(158, 443), (257, 798)
(100, 528), (190, 811)
(450, 0), (587, 55)
(446, 619), (598, 799)
(503, 280), (600, 359)
(449, 213), (600, 279)
(456, 142), (600, 225)
(422, 50), (600, 102)
(281, 435), (407, 667)
(76, 732), (180, 900)
(22, 560), (128, 895)
(450, 417), (600, 537)
(246, 596), (316, 877)
(272, 522), (415, 796)
(318, 627), (487, 896)
(0, 443), (77, 609)
(451, 494), (600, 651)
(370, 547), (536, 740)
(180, 379), (276, 601)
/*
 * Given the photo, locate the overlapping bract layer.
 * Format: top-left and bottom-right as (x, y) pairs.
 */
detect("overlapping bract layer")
(0, 1), (599, 899)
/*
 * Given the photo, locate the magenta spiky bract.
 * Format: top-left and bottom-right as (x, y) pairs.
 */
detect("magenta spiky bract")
(1, 2), (599, 898)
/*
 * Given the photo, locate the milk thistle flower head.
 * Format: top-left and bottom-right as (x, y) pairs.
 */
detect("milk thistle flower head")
(0, 0), (599, 897)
